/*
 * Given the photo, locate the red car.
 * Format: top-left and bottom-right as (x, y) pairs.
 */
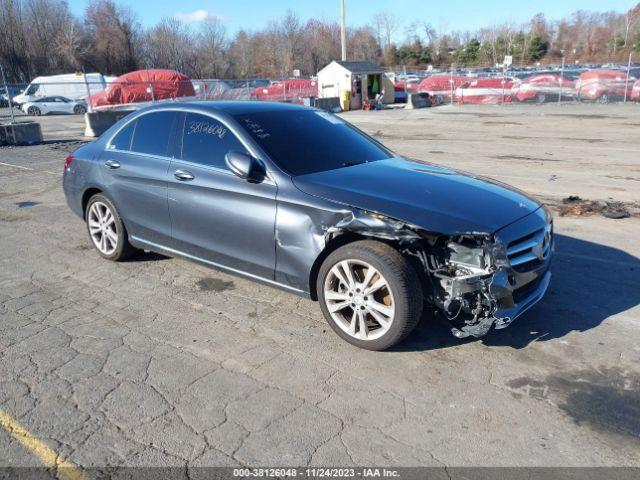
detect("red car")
(454, 77), (514, 104)
(254, 78), (317, 102)
(512, 73), (576, 103)
(394, 81), (420, 93)
(631, 79), (640, 101)
(574, 69), (635, 103)
(89, 69), (195, 107)
(417, 75), (467, 104)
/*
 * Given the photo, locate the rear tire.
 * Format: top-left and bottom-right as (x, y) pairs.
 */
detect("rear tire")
(317, 240), (423, 350)
(535, 93), (546, 104)
(598, 93), (610, 104)
(85, 193), (136, 261)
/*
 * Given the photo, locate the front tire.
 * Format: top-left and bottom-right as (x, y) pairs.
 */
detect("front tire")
(85, 193), (136, 261)
(74, 104), (87, 114)
(317, 240), (423, 350)
(27, 106), (41, 116)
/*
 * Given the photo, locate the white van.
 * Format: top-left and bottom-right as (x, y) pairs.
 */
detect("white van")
(12, 73), (106, 106)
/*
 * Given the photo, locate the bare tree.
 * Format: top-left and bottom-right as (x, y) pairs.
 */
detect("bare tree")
(280, 10), (303, 75)
(624, 4), (640, 47)
(84, 0), (140, 74)
(197, 17), (228, 77)
(372, 11), (399, 48)
(57, 20), (86, 70)
(144, 17), (193, 74)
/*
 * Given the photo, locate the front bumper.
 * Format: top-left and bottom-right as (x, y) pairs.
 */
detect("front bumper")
(493, 270), (551, 329)
(447, 208), (553, 339)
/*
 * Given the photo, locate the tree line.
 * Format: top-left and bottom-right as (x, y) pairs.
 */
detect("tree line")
(1, 0), (639, 83)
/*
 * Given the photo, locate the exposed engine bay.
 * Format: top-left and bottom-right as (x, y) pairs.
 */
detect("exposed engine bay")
(425, 234), (515, 338)
(326, 208), (552, 339)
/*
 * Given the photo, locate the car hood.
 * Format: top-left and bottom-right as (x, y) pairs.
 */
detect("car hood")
(292, 157), (541, 235)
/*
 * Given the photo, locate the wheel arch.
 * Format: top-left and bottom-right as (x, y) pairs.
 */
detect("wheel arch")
(81, 187), (104, 216)
(308, 231), (429, 301)
(309, 232), (368, 301)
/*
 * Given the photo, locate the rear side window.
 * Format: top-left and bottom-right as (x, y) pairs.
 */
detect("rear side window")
(131, 111), (177, 157)
(109, 120), (136, 151)
(180, 113), (247, 169)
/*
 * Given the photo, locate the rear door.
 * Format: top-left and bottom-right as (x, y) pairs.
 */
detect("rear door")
(167, 112), (277, 280)
(100, 111), (178, 245)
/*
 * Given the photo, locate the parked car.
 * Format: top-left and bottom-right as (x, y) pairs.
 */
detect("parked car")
(63, 102), (552, 350)
(254, 78), (317, 102)
(12, 73), (105, 107)
(1, 86), (23, 107)
(574, 69), (635, 103)
(631, 79), (640, 101)
(417, 75), (467, 104)
(454, 77), (514, 104)
(512, 73), (576, 103)
(88, 69), (196, 108)
(22, 96), (87, 116)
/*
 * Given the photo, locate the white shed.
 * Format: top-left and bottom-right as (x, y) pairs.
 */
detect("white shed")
(317, 61), (394, 110)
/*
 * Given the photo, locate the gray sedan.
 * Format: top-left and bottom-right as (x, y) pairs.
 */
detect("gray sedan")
(63, 101), (552, 350)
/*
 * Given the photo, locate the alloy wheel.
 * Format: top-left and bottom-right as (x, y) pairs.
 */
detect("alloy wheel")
(88, 201), (118, 255)
(323, 259), (395, 341)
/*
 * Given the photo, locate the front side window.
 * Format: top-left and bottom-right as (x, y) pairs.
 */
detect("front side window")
(180, 113), (247, 169)
(234, 110), (391, 176)
(131, 111), (177, 157)
(109, 119), (136, 151)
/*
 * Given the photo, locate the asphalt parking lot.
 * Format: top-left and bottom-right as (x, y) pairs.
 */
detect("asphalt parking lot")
(1, 103), (639, 473)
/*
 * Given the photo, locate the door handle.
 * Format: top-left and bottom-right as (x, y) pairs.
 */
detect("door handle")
(104, 160), (120, 169)
(174, 169), (194, 181)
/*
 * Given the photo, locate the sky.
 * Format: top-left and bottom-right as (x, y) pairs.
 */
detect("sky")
(68, 0), (637, 39)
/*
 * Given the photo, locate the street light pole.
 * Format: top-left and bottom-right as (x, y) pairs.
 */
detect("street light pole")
(558, 51), (565, 105)
(624, 51), (633, 103)
(340, 0), (347, 61)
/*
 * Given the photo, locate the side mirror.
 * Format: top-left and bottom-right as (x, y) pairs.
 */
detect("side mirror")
(225, 151), (265, 182)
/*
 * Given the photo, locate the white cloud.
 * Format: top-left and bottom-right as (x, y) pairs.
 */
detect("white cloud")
(174, 9), (219, 23)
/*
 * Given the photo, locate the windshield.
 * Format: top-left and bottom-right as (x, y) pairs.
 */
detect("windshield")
(234, 110), (392, 176)
(25, 83), (40, 95)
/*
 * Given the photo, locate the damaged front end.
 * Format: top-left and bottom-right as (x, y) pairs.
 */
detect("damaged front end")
(322, 208), (552, 339)
(428, 235), (516, 338)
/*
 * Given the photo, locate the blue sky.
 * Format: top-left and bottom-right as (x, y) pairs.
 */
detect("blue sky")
(68, 0), (636, 39)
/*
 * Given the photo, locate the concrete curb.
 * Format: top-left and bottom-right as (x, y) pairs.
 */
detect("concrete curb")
(0, 121), (43, 145)
(84, 110), (135, 137)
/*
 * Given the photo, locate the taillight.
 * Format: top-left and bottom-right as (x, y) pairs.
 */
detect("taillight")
(64, 154), (73, 173)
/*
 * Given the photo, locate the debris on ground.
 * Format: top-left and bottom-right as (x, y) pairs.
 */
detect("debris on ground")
(601, 202), (631, 219)
(556, 196), (632, 219)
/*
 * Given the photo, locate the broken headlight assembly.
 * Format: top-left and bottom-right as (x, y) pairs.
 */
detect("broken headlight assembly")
(428, 234), (513, 339)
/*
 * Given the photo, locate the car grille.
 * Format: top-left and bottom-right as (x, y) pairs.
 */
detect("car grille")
(506, 223), (552, 272)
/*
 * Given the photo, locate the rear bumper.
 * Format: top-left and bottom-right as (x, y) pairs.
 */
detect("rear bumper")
(62, 172), (84, 219)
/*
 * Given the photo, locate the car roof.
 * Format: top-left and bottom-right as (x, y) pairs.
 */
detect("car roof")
(141, 101), (313, 116)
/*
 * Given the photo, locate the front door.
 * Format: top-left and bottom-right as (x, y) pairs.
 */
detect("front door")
(167, 112), (277, 280)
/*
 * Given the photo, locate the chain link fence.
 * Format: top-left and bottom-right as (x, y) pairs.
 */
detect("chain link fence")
(2, 61), (639, 124)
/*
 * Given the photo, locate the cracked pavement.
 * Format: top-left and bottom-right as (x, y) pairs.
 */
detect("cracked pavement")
(1, 105), (639, 472)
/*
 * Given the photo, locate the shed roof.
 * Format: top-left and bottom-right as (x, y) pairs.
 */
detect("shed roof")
(333, 61), (385, 74)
